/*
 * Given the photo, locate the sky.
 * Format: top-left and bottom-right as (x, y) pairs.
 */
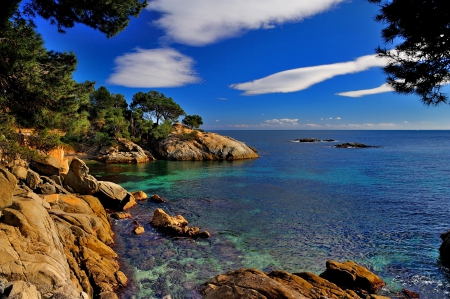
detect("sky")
(34, 0), (450, 130)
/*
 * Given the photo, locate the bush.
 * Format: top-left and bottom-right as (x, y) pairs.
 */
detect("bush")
(178, 130), (199, 141)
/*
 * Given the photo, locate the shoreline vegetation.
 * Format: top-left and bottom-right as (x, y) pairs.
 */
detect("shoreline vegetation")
(1, 131), (448, 298)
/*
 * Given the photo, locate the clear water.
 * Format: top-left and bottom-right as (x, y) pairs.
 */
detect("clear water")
(88, 130), (450, 299)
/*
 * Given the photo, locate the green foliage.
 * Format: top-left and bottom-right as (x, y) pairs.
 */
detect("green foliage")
(27, 129), (61, 152)
(103, 108), (130, 139)
(129, 108), (153, 141)
(0, 16), (93, 129)
(2, 0), (147, 38)
(91, 131), (112, 147)
(131, 91), (186, 126)
(369, 0), (450, 105)
(152, 119), (173, 140)
(182, 115), (203, 129)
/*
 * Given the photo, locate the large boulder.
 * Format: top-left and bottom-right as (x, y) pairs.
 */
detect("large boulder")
(63, 158), (99, 195)
(0, 198), (84, 298)
(96, 138), (155, 164)
(319, 260), (386, 294)
(200, 261), (388, 299)
(26, 169), (42, 189)
(0, 166), (17, 209)
(30, 153), (66, 176)
(94, 181), (137, 211)
(155, 124), (259, 161)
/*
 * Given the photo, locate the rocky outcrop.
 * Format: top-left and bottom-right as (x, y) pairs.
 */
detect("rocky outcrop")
(63, 158), (99, 195)
(335, 143), (381, 148)
(0, 190), (127, 299)
(151, 208), (210, 238)
(30, 153), (67, 177)
(0, 166), (17, 209)
(95, 138), (155, 164)
(155, 124), (259, 161)
(200, 261), (388, 299)
(94, 181), (137, 211)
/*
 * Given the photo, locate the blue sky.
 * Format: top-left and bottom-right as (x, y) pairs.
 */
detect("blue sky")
(35, 0), (450, 130)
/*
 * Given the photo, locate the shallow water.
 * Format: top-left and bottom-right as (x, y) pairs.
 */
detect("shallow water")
(88, 130), (450, 299)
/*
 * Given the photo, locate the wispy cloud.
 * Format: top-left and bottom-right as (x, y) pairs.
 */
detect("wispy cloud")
(336, 83), (394, 97)
(108, 48), (201, 87)
(265, 118), (299, 125)
(217, 97), (228, 100)
(147, 0), (345, 46)
(230, 54), (388, 95)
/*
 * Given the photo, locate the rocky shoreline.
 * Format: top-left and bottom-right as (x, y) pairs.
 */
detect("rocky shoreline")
(1, 138), (448, 299)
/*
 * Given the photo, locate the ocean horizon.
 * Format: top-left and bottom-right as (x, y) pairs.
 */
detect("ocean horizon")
(88, 130), (450, 299)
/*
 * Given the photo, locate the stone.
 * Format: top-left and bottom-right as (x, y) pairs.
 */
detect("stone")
(96, 138), (155, 164)
(155, 123), (259, 161)
(5, 280), (42, 299)
(151, 208), (210, 238)
(39, 182), (57, 194)
(94, 181), (136, 211)
(11, 166), (28, 180)
(26, 169), (42, 189)
(63, 158), (99, 195)
(0, 166), (17, 209)
(30, 154), (65, 176)
(150, 194), (165, 203)
(131, 190), (148, 201)
(294, 138), (320, 142)
(110, 212), (132, 219)
(133, 226), (145, 235)
(319, 260), (385, 293)
(50, 175), (63, 186)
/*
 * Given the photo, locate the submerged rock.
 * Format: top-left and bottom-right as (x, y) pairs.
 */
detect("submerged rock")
(150, 208), (210, 238)
(131, 190), (148, 201)
(150, 194), (165, 203)
(334, 142), (381, 148)
(155, 124), (259, 161)
(200, 260), (388, 299)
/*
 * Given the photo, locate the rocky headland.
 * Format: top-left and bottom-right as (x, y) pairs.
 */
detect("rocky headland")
(334, 143), (381, 149)
(153, 124), (259, 161)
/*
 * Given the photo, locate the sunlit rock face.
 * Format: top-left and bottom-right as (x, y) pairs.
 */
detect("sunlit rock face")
(156, 124), (259, 161)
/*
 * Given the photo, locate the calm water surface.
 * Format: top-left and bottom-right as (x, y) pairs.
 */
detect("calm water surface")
(88, 130), (450, 299)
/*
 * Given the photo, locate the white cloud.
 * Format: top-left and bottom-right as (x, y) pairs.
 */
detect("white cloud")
(218, 97), (228, 100)
(328, 117), (333, 120)
(147, 0), (345, 46)
(216, 119), (220, 122)
(230, 54), (388, 95)
(264, 118), (299, 125)
(336, 83), (394, 97)
(108, 48), (200, 87)
(336, 117), (341, 120)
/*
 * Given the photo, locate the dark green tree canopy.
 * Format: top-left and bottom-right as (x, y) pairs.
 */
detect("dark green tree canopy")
(131, 91), (186, 126)
(370, 0), (450, 105)
(1, 0), (147, 37)
(182, 115), (203, 129)
(0, 16), (93, 128)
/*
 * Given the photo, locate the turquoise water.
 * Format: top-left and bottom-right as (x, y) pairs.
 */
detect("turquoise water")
(88, 130), (450, 299)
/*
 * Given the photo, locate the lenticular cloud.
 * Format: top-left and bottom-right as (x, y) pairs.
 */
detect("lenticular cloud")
(108, 48), (200, 88)
(147, 0), (346, 46)
(230, 54), (389, 95)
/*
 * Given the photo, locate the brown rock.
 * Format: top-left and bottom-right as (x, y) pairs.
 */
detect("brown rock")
(110, 212), (132, 219)
(201, 268), (308, 299)
(320, 260), (385, 294)
(95, 181), (136, 211)
(151, 208), (209, 238)
(30, 153), (65, 176)
(26, 169), (42, 189)
(156, 124), (259, 161)
(96, 138), (155, 164)
(133, 226), (145, 235)
(0, 166), (17, 209)
(11, 165), (28, 180)
(150, 194), (165, 203)
(131, 190), (148, 201)
(63, 158), (99, 195)
(5, 280), (42, 299)
(39, 182), (57, 194)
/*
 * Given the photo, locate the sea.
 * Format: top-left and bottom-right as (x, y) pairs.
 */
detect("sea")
(87, 130), (450, 299)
